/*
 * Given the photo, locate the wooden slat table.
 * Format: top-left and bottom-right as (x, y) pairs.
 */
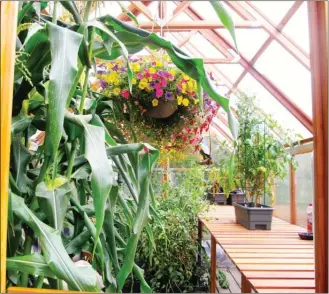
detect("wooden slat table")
(199, 206), (315, 293)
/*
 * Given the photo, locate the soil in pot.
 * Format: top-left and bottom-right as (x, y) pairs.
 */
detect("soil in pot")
(233, 202), (274, 230)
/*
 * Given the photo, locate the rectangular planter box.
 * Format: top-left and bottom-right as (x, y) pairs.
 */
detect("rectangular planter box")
(228, 192), (245, 205)
(207, 192), (227, 205)
(233, 202), (274, 230)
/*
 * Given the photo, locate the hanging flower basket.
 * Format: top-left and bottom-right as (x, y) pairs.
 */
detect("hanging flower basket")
(92, 53), (219, 153)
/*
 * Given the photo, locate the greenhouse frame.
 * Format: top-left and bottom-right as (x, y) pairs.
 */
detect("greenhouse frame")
(1, 1), (328, 293)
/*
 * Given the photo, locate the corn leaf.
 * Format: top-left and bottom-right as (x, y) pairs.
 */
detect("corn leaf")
(43, 23), (83, 158)
(12, 194), (101, 292)
(7, 253), (57, 279)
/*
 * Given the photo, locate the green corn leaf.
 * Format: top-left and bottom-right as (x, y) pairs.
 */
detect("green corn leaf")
(117, 1), (139, 26)
(7, 253), (57, 279)
(60, 1), (82, 24)
(43, 23), (83, 158)
(65, 230), (91, 255)
(11, 136), (32, 194)
(11, 193), (101, 292)
(36, 179), (71, 231)
(210, 0), (238, 50)
(11, 114), (32, 135)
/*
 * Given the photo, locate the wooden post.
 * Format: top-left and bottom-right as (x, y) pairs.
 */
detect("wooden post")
(307, 2), (328, 293)
(210, 235), (217, 293)
(1, 1), (18, 292)
(289, 162), (297, 225)
(197, 219), (203, 266)
(241, 274), (252, 293)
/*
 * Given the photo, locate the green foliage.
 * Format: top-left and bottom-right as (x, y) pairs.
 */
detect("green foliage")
(235, 94), (299, 204)
(137, 167), (210, 293)
(8, 2), (237, 292)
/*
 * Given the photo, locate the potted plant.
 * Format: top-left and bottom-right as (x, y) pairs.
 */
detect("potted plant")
(233, 94), (299, 230)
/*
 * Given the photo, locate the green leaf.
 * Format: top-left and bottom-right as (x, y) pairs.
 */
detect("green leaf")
(65, 230), (91, 255)
(117, 1), (139, 26)
(60, 1), (82, 24)
(7, 253), (57, 279)
(210, 0), (238, 50)
(11, 193), (101, 292)
(11, 136), (32, 194)
(36, 179), (71, 231)
(43, 23), (83, 158)
(11, 114), (32, 136)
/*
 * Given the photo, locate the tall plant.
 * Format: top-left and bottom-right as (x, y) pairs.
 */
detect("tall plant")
(235, 94), (299, 204)
(7, 1), (237, 292)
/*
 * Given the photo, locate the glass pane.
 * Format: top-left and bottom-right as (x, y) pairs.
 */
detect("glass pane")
(249, 1), (294, 25)
(255, 40), (312, 118)
(238, 73), (312, 138)
(282, 3), (310, 54)
(274, 164), (290, 222)
(296, 152), (314, 228)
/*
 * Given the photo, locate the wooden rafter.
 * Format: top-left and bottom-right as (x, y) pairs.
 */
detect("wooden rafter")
(167, 1), (192, 23)
(307, 2), (328, 293)
(130, 1), (154, 21)
(127, 20), (262, 31)
(240, 1), (310, 70)
(227, 1), (303, 95)
(117, 1), (152, 21)
(184, 6), (313, 133)
(177, 30), (197, 47)
(212, 118), (233, 142)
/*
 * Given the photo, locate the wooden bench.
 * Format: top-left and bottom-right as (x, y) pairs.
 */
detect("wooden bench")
(199, 206), (315, 293)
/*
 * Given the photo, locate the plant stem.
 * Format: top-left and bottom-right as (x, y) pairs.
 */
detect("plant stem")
(83, 1), (93, 22)
(20, 235), (33, 287)
(35, 276), (44, 288)
(66, 140), (78, 179)
(52, 1), (58, 24)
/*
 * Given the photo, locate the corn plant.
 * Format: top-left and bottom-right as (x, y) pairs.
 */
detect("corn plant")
(7, 1), (237, 292)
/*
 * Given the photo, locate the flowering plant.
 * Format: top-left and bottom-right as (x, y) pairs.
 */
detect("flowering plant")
(92, 54), (219, 153)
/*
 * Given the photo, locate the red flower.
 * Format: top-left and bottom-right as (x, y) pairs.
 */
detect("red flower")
(121, 90), (129, 99)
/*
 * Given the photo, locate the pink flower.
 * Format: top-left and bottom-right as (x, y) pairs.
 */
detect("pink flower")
(160, 78), (167, 87)
(155, 89), (163, 98)
(121, 90), (129, 99)
(137, 73), (143, 79)
(152, 73), (160, 79)
(155, 83), (162, 91)
(152, 61), (156, 66)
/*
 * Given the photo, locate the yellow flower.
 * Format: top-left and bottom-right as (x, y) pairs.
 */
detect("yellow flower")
(156, 60), (163, 67)
(181, 82), (187, 89)
(181, 88), (186, 94)
(152, 99), (159, 107)
(107, 63), (114, 69)
(149, 68), (156, 74)
(183, 74), (190, 81)
(177, 96), (183, 105)
(148, 77), (153, 82)
(187, 80), (194, 89)
(182, 98), (189, 106)
(132, 78), (137, 85)
(139, 81), (148, 89)
(131, 62), (140, 72)
(113, 78), (120, 86)
(141, 78), (148, 84)
(194, 99), (200, 105)
(169, 69), (176, 76)
(113, 87), (121, 96)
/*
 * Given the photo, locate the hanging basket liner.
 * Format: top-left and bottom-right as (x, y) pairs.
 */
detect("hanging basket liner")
(144, 99), (177, 119)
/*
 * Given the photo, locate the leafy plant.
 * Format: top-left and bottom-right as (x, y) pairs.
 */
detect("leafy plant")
(136, 166), (210, 293)
(235, 94), (299, 204)
(7, 1), (237, 292)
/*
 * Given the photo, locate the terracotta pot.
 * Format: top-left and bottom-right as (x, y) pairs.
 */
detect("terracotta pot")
(144, 99), (177, 118)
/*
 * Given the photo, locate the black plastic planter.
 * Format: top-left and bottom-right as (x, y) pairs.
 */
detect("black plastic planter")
(207, 192), (227, 205)
(233, 202), (275, 230)
(228, 192), (245, 205)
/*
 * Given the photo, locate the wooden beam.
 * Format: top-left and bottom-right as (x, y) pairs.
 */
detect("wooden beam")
(127, 20), (263, 31)
(212, 119), (233, 142)
(242, 1), (310, 70)
(184, 6), (313, 133)
(289, 162), (297, 225)
(228, 2), (303, 95)
(307, 2), (328, 293)
(177, 30), (197, 47)
(130, 1), (154, 21)
(1, 2), (18, 292)
(117, 1), (152, 21)
(210, 235), (217, 293)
